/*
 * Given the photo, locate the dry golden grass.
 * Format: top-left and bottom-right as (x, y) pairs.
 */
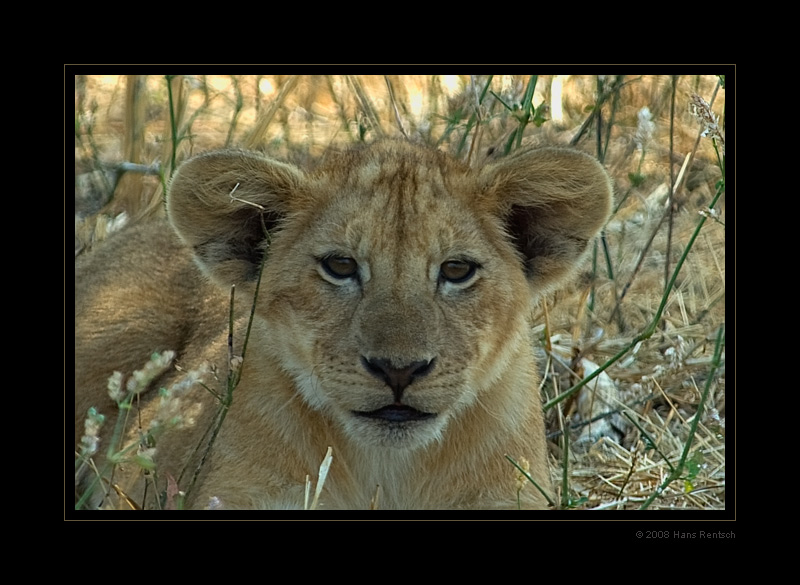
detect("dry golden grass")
(73, 73), (727, 512)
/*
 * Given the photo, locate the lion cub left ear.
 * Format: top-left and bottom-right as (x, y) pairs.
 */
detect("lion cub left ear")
(167, 149), (307, 288)
(480, 147), (613, 295)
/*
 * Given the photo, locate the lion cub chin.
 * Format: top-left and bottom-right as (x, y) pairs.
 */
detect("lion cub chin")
(75, 140), (612, 510)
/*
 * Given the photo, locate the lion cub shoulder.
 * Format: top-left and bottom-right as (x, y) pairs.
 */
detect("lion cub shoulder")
(75, 140), (611, 510)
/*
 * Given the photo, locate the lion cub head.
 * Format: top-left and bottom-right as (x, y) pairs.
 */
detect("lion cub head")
(168, 140), (611, 455)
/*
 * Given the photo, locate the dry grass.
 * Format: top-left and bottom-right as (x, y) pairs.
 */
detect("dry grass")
(73, 73), (727, 512)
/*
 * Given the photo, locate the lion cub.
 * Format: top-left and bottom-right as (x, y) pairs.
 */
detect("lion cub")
(75, 140), (612, 510)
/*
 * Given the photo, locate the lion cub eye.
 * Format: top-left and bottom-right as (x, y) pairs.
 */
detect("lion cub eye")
(321, 256), (358, 279)
(440, 260), (477, 284)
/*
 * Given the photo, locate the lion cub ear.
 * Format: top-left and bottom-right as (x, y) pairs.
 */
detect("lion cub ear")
(480, 148), (613, 295)
(167, 150), (306, 287)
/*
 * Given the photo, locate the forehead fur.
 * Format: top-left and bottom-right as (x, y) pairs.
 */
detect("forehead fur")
(310, 141), (470, 206)
(298, 141), (497, 261)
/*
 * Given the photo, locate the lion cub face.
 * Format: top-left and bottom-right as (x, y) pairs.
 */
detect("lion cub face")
(269, 154), (534, 450)
(168, 141), (612, 452)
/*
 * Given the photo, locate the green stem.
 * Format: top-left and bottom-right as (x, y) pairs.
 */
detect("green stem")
(560, 423), (570, 509)
(544, 181), (725, 411)
(165, 75), (178, 175)
(505, 455), (556, 508)
(455, 76), (493, 157)
(622, 411), (675, 474)
(182, 219), (271, 502)
(639, 325), (725, 509)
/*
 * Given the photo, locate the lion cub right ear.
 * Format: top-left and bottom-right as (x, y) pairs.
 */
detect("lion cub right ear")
(479, 147), (613, 297)
(167, 150), (307, 288)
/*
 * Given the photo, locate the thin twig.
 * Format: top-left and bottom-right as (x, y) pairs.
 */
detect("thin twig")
(544, 180), (725, 411)
(608, 81), (721, 325)
(384, 75), (408, 138)
(639, 325), (724, 509)
(664, 76), (678, 308)
(505, 455), (556, 508)
(347, 75), (384, 138)
(243, 75), (300, 149)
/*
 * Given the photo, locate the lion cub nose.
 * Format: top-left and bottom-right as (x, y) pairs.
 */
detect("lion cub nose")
(361, 357), (435, 401)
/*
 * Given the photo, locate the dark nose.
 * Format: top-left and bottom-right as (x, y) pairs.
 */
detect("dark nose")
(361, 357), (435, 401)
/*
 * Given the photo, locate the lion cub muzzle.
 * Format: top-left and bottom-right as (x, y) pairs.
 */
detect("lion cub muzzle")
(357, 357), (437, 422)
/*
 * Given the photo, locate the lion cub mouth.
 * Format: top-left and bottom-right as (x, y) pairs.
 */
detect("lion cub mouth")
(354, 405), (436, 423)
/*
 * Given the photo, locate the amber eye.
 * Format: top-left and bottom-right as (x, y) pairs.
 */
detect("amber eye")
(440, 260), (477, 283)
(321, 256), (358, 279)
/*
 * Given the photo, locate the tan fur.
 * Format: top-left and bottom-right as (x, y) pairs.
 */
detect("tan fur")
(75, 140), (612, 510)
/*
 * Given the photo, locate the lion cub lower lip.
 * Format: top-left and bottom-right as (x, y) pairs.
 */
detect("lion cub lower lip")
(354, 405), (436, 423)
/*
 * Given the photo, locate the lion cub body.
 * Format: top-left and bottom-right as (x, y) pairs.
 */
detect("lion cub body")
(75, 140), (611, 510)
